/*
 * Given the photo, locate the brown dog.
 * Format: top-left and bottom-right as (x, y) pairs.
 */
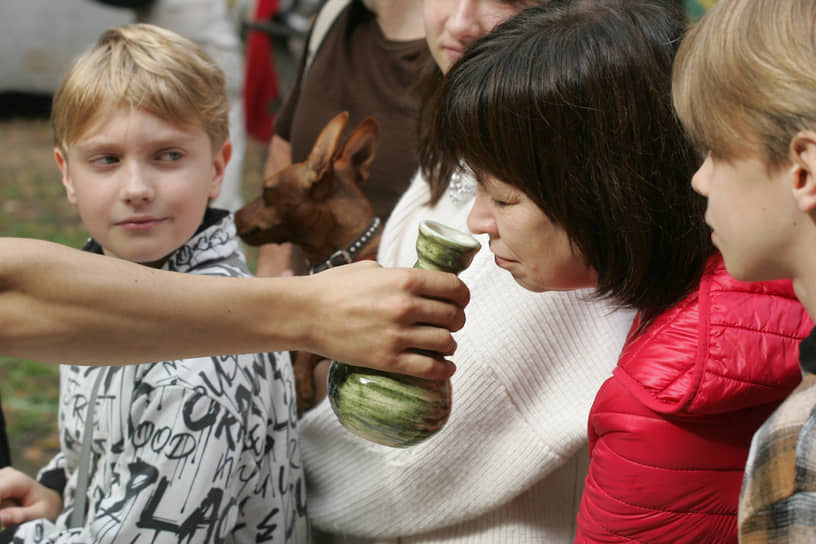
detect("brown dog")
(235, 111), (382, 413)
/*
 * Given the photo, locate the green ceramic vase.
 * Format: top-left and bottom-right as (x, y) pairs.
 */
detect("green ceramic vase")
(327, 220), (481, 447)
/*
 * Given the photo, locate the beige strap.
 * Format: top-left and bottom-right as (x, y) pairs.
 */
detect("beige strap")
(70, 368), (106, 529)
(304, 0), (352, 73)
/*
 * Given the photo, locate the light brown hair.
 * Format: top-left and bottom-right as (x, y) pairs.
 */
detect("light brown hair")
(51, 23), (229, 153)
(672, 0), (816, 167)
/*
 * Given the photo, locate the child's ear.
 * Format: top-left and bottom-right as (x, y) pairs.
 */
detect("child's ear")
(54, 147), (77, 204)
(209, 139), (232, 200)
(790, 131), (816, 214)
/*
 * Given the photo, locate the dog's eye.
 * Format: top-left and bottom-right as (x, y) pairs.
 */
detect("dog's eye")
(262, 185), (279, 203)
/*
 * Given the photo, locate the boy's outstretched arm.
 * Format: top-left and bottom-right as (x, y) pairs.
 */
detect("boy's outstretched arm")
(0, 238), (468, 379)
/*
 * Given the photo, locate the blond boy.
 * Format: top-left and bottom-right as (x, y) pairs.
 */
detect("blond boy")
(673, 0), (816, 541)
(0, 24), (309, 542)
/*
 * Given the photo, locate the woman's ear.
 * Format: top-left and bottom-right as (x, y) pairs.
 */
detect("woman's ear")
(790, 131), (816, 213)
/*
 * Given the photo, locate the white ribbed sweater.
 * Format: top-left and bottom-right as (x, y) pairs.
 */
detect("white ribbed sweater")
(299, 172), (634, 543)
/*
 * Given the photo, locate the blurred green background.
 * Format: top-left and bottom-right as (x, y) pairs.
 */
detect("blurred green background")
(1, 118), (83, 477)
(685, 0), (718, 21)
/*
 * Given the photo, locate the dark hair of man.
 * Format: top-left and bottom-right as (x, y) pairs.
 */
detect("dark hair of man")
(427, 0), (714, 324)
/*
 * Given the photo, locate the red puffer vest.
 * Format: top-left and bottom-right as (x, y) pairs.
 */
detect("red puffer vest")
(576, 253), (812, 544)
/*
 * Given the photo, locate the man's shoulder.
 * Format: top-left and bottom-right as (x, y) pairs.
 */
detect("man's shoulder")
(740, 374), (816, 541)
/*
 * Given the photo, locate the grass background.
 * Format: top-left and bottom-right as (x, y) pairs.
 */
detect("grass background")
(1, 117), (81, 477)
(0, 112), (268, 477)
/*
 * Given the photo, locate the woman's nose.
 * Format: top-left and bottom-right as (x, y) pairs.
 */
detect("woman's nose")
(467, 186), (495, 236)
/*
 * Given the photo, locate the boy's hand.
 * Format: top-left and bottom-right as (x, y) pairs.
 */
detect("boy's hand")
(304, 261), (470, 380)
(0, 467), (63, 527)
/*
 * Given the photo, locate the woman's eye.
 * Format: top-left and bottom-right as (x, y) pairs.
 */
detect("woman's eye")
(491, 192), (518, 207)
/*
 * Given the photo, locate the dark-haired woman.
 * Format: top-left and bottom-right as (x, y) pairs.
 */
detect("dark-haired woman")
(296, 0), (635, 541)
(431, 0), (812, 542)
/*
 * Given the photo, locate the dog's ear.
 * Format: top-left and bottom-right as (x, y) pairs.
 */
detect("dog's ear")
(337, 116), (380, 184)
(305, 111), (349, 189)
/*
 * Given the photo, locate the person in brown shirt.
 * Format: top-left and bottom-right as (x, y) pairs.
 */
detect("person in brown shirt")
(257, 0), (427, 276)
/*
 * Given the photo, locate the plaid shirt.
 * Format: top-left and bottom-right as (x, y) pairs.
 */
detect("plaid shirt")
(739, 326), (816, 543)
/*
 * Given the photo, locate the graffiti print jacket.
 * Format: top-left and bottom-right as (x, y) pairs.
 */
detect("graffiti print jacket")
(8, 210), (309, 543)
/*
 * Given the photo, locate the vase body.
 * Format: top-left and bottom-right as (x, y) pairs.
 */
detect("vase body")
(327, 220), (481, 447)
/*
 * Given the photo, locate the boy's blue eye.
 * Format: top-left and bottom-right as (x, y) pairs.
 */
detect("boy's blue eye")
(92, 155), (119, 166)
(157, 150), (184, 161)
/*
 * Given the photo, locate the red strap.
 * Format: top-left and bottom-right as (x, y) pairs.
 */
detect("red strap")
(243, 0), (281, 141)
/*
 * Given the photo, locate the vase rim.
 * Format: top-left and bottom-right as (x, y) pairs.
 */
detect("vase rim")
(419, 220), (481, 250)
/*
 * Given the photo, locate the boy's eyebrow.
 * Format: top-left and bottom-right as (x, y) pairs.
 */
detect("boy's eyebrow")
(75, 130), (199, 149)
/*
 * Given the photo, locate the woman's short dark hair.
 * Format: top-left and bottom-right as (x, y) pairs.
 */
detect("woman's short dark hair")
(427, 0), (714, 323)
